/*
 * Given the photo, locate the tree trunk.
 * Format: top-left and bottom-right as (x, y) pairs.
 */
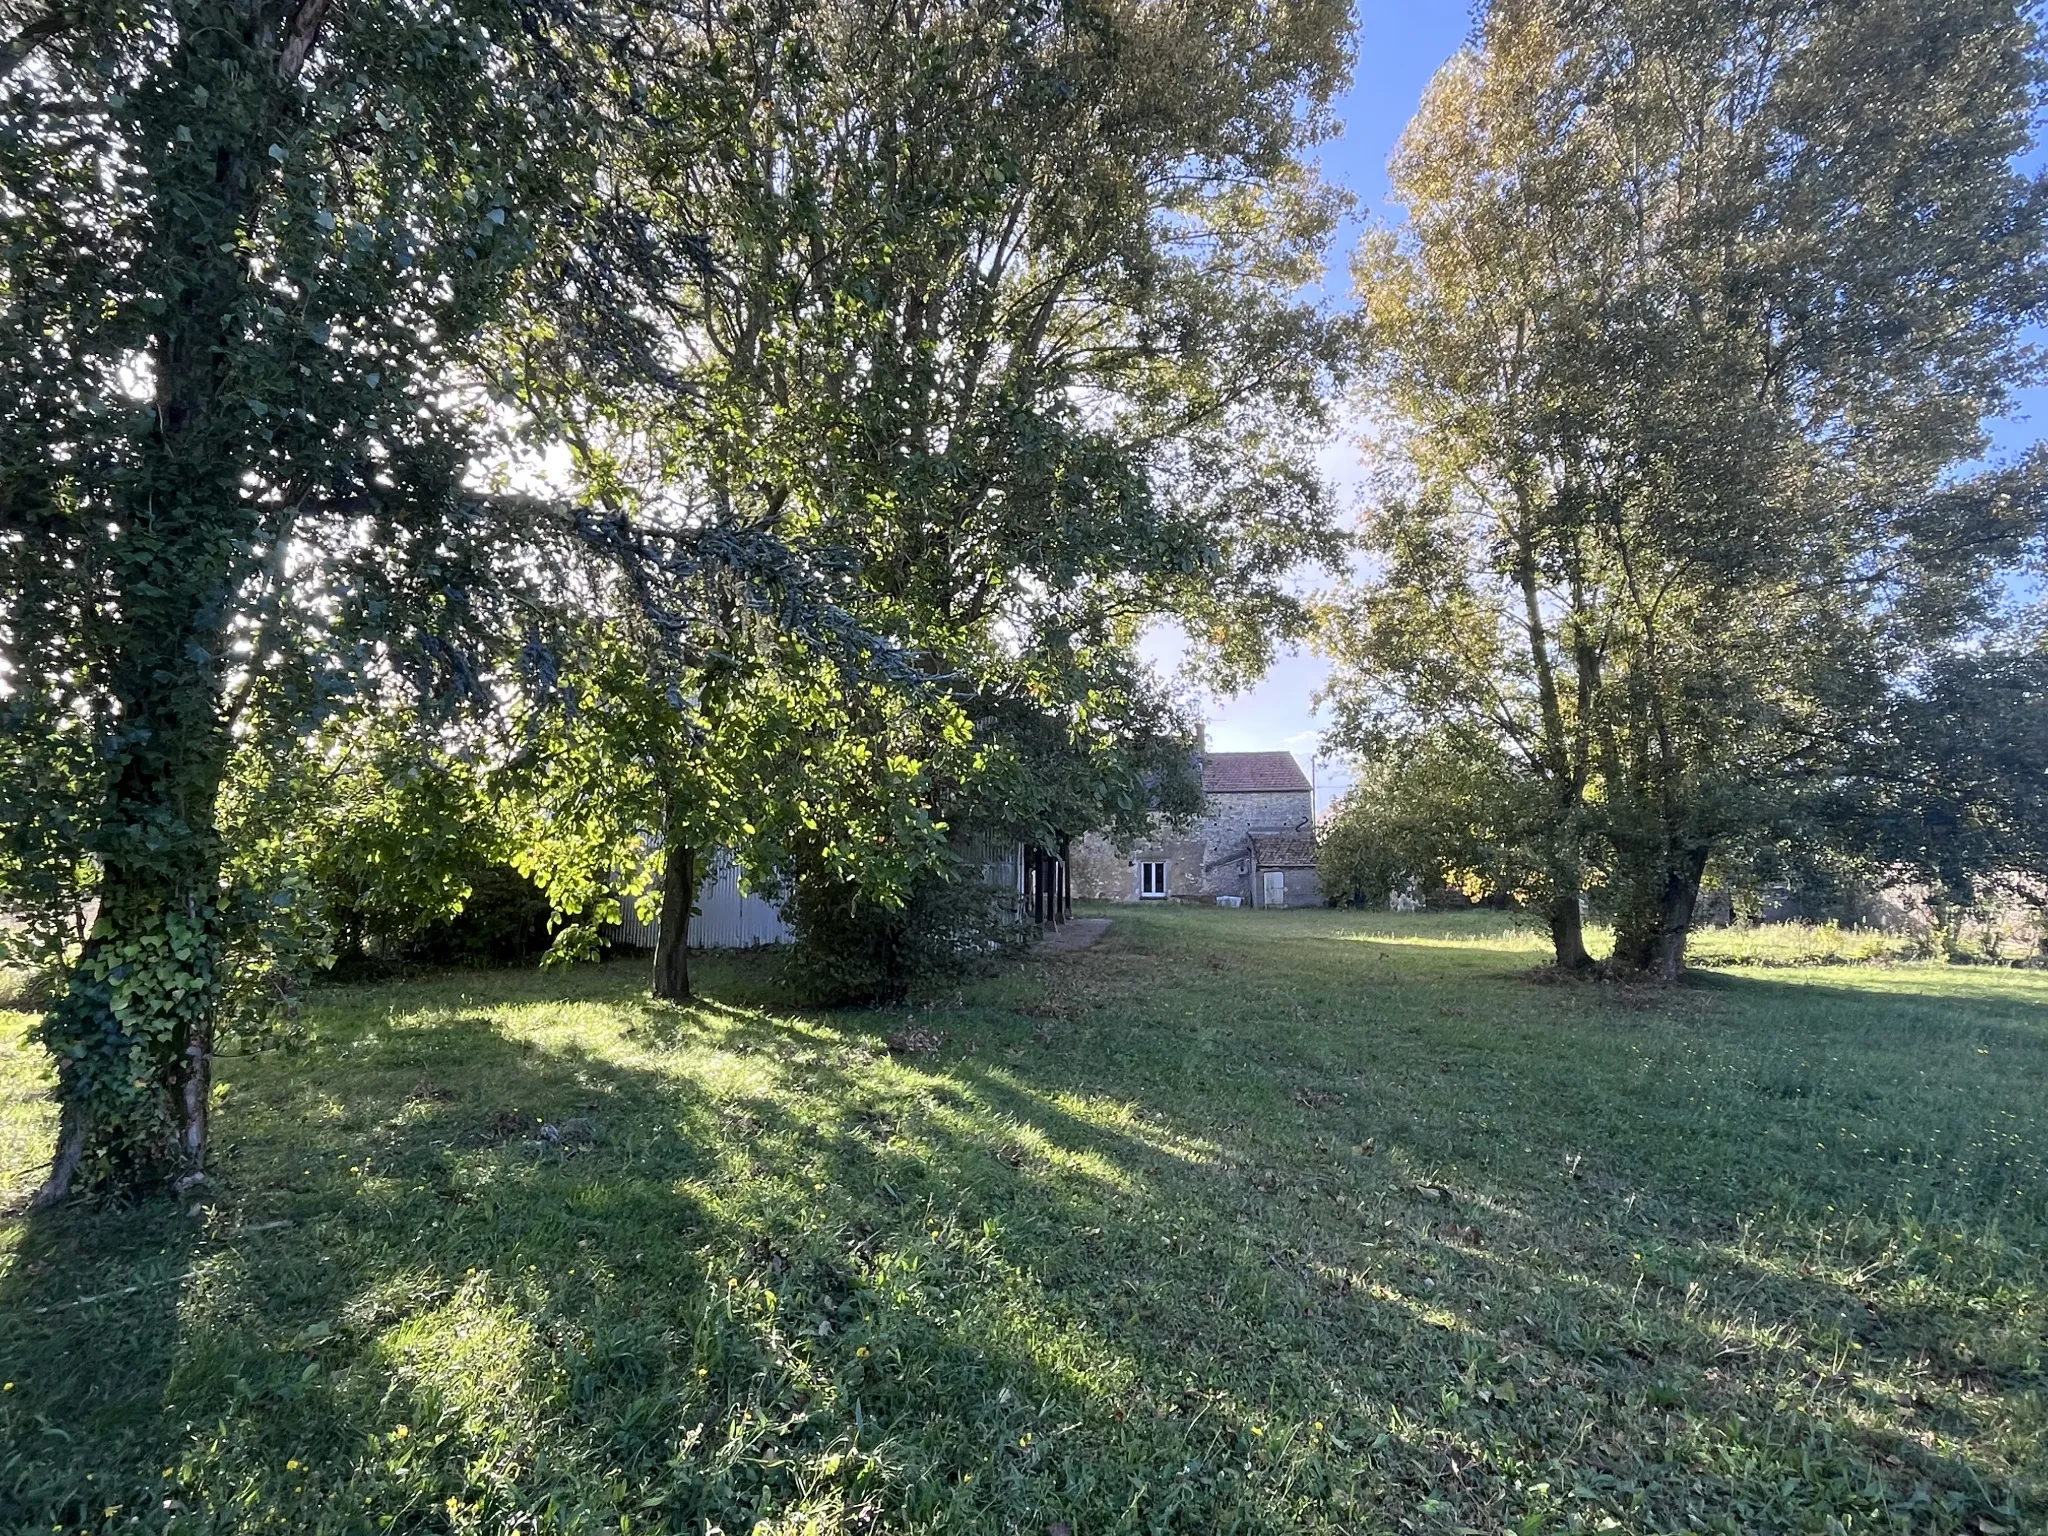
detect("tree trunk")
(30, 4), (352, 1206)
(181, 1019), (213, 1171)
(35, 853), (225, 1205)
(653, 842), (695, 1002)
(29, 1102), (88, 1212)
(1548, 893), (1593, 972)
(1611, 843), (1709, 979)
(1646, 845), (1709, 981)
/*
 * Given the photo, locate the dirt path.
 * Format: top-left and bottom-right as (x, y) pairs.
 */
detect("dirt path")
(1039, 917), (1110, 953)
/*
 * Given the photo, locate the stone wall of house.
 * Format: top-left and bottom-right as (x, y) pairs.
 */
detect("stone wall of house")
(1069, 830), (1209, 902)
(1196, 790), (1312, 899)
(1071, 787), (1316, 904)
(1200, 790), (1313, 847)
(1067, 833), (1127, 899)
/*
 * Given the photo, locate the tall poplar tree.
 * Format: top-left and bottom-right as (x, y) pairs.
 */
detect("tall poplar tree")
(1327, 0), (2048, 976)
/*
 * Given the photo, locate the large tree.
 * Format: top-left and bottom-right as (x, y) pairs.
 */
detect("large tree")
(1326, 0), (2048, 976)
(496, 0), (1355, 993)
(0, 0), (731, 1199)
(524, 0), (1353, 657)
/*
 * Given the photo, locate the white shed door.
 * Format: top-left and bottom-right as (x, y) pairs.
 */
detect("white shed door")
(1262, 871), (1286, 908)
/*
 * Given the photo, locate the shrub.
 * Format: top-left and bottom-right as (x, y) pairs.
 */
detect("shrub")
(781, 866), (1026, 1006)
(397, 862), (555, 968)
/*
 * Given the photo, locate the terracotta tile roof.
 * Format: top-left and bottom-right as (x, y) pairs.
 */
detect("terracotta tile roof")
(1202, 751), (1312, 795)
(1249, 832), (1318, 868)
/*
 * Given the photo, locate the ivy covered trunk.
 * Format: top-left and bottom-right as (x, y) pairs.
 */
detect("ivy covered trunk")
(37, 854), (226, 1205)
(32, 464), (243, 1203)
(1609, 842), (1709, 982)
(33, 470), (240, 1203)
(32, 38), (260, 1202)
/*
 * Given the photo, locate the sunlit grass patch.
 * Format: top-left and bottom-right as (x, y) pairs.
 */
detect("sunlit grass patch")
(1, 909), (2043, 1532)
(1686, 919), (1925, 968)
(0, 1003), (53, 1196)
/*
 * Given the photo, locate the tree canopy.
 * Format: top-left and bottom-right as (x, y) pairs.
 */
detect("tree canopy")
(498, 0), (1355, 999)
(1323, 0), (2048, 975)
(0, 0), (1355, 1200)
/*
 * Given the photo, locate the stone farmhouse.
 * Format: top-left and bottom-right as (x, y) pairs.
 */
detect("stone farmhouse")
(1070, 749), (1322, 908)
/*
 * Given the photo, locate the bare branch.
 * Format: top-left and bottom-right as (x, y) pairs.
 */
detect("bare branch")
(273, 0), (330, 85)
(0, 4), (73, 82)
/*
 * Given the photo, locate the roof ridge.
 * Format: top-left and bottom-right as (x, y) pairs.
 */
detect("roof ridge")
(1200, 750), (1312, 794)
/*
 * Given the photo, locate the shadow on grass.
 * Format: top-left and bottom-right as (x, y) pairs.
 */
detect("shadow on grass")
(0, 1012), (728, 1527)
(651, 971), (2044, 1532)
(0, 942), (2040, 1533)
(0, 1193), (199, 1526)
(0, 978), (1428, 1532)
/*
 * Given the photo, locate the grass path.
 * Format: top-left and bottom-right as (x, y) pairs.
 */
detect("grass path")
(0, 907), (2043, 1533)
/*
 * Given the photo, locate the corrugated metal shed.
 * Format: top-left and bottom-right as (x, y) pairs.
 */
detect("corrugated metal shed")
(614, 853), (792, 949)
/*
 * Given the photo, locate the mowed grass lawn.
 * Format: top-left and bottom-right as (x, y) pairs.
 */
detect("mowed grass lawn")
(1, 908), (2044, 1535)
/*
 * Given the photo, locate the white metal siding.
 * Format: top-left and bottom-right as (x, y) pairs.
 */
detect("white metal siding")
(615, 899), (659, 948)
(692, 857), (793, 947)
(614, 853), (792, 949)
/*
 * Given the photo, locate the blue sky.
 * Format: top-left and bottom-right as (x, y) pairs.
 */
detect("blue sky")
(1171, 2), (2048, 810)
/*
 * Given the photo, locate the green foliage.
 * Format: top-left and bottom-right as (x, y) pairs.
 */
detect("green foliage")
(734, 679), (969, 911)
(397, 862), (554, 969)
(519, 0), (1354, 680)
(1327, 0), (2048, 976)
(1315, 758), (1482, 911)
(0, 0), (625, 1192)
(951, 648), (1209, 855)
(780, 858), (1026, 1007)
(225, 711), (504, 964)
(1832, 636), (2048, 908)
(492, 623), (973, 982)
(749, 649), (1205, 1003)
(494, 627), (718, 969)
(1318, 734), (1595, 918)
(740, 677), (988, 1005)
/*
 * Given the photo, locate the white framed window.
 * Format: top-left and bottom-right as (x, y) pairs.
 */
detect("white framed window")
(1139, 860), (1168, 898)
